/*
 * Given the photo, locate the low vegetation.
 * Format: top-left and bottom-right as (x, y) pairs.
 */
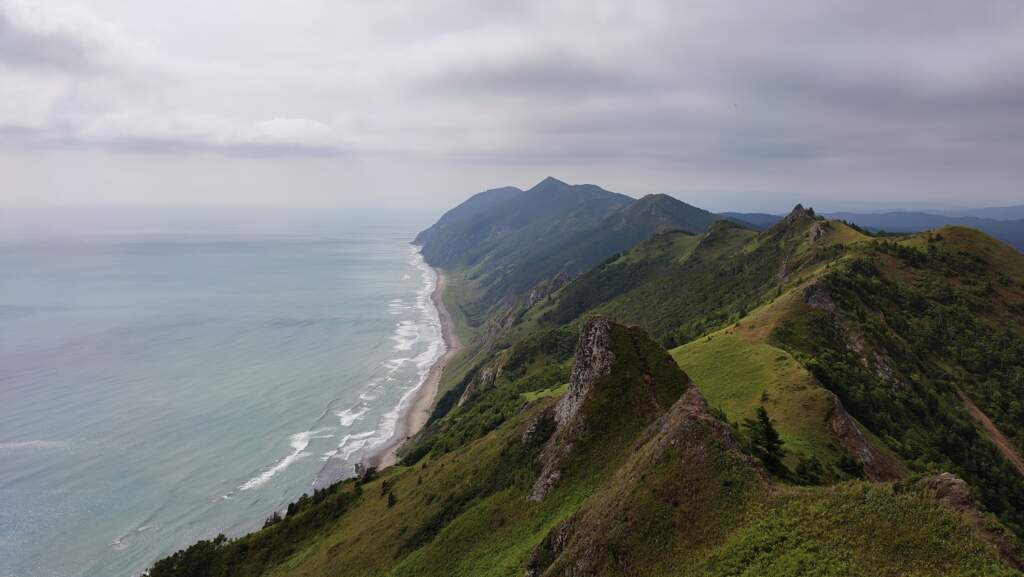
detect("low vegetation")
(149, 202), (1024, 576)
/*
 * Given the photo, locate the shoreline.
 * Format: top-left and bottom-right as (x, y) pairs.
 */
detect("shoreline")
(367, 265), (462, 469)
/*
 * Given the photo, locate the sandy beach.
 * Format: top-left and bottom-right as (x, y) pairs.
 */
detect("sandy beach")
(368, 267), (462, 469)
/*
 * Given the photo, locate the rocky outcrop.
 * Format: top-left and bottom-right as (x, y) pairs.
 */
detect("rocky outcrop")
(457, 362), (500, 408)
(803, 282), (909, 390)
(529, 317), (616, 501)
(527, 272), (574, 308)
(528, 317), (689, 502)
(917, 473), (1024, 570)
(825, 392), (905, 481)
(553, 317), (615, 430)
(522, 405), (557, 446)
(526, 386), (765, 576)
(918, 472), (975, 511)
(808, 220), (830, 242)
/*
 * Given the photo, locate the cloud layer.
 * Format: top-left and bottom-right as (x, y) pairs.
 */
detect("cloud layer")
(2, 0), (1023, 210)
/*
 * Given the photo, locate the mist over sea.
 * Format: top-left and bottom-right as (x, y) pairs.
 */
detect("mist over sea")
(0, 210), (442, 577)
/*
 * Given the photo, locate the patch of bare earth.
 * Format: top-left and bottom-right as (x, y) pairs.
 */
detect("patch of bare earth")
(958, 389), (1024, 477)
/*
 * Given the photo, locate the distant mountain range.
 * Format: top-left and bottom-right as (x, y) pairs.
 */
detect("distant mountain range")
(723, 208), (1024, 249)
(931, 205), (1024, 221)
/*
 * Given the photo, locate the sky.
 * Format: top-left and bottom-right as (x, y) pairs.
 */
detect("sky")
(1, 0), (1023, 214)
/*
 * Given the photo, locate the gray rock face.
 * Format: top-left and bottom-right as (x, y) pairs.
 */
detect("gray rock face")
(457, 363), (500, 408)
(529, 316), (615, 502)
(808, 221), (830, 242)
(527, 272), (574, 308)
(918, 472), (974, 511)
(825, 392), (904, 481)
(917, 473), (1024, 570)
(525, 386), (762, 577)
(803, 281), (908, 390)
(554, 316), (615, 430)
(803, 282), (838, 315)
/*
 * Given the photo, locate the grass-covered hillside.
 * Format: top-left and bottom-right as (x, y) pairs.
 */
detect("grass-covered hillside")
(147, 319), (1021, 577)
(150, 199), (1024, 576)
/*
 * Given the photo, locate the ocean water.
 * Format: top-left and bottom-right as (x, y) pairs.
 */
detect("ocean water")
(0, 222), (444, 577)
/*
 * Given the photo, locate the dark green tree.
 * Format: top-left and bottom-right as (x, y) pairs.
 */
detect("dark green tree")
(743, 406), (786, 473)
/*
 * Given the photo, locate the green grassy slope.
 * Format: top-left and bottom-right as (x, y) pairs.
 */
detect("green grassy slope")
(147, 320), (1021, 577)
(533, 207), (867, 348)
(671, 329), (839, 466)
(771, 227), (1024, 535)
(146, 200), (1024, 577)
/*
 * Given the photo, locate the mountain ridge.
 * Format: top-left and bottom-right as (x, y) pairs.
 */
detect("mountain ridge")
(147, 184), (1024, 577)
(724, 209), (1024, 249)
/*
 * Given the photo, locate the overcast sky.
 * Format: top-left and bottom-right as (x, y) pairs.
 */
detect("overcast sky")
(1, 0), (1022, 214)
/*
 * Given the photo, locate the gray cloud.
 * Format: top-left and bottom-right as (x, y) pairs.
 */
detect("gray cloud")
(0, 6), (104, 73)
(1, 0), (1023, 210)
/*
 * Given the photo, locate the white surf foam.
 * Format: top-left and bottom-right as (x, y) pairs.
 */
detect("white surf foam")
(238, 429), (333, 491)
(0, 440), (67, 450)
(335, 406), (369, 427)
(321, 247), (447, 472)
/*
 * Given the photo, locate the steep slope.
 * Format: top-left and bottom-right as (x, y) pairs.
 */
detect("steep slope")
(414, 178), (720, 336)
(533, 205), (861, 347)
(414, 176), (632, 273)
(146, 190), (1024, 577)
(522, 207), (1024, 533)
(602, 193), (717, 240)
(411, 185), (523, 252)
(147, 320), (1022, 577)
(825, 211), (1024, 249)
(771, 226), (1024, 534)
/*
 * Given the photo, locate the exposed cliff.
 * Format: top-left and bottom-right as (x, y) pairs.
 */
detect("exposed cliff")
(530, 316), (691, 501)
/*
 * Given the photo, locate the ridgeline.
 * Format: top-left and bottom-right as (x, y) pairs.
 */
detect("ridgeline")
(149, 179), (1024, 577)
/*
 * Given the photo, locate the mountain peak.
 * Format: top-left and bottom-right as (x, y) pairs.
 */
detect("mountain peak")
(764, 203), (819, 238)
(529, 317), (692, 501)
(533, 176), (569, 189)
(635, 193), (676, 206)
(606, 193), (717, 235)
(786, 203), (816, 221)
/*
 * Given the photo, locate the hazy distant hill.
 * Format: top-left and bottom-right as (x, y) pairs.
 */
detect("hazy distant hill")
(935, 205), (1024, 221)
(719, 211), (782, 230)
(826, 211), (1024, 249)
(724, 210), (1024, 249)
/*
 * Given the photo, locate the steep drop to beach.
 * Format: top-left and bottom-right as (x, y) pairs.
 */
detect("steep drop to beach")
(369, 268), (461, 469)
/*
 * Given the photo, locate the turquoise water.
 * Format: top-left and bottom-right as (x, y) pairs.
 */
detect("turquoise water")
(0, 223), (443, 577)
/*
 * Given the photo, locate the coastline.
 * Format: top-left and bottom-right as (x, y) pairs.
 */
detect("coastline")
(367, 266), (462, 469)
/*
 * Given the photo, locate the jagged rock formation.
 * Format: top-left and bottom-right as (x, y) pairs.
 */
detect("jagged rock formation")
(553, 317), (616, 430)
(824, 392), (905, 481)
(527, 272), (573, 308)
(529, 316), (691, 501)
(808, 220), (830, 242)
(526, 387), (765, 576)
(456, 362), (500, 408)
(803, 282), (910, 390)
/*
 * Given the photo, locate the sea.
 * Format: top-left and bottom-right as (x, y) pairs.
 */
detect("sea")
(0, 210), (444, 577)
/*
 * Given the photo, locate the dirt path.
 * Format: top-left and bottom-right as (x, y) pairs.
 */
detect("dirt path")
(958, 389), (1024, 477)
